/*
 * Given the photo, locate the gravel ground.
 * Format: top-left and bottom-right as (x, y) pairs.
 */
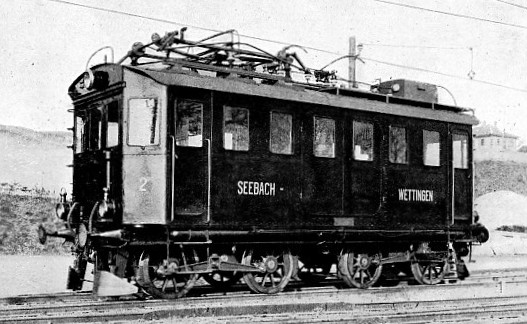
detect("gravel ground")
(0, 248), (524, 299)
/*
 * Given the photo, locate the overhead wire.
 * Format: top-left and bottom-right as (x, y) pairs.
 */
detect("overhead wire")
(362, 57), (527, 93)
(45, 0), (339, 55)
(45, 0), (527, 93)
(494, 0), (527, 10)
(369, 0), (527, 30)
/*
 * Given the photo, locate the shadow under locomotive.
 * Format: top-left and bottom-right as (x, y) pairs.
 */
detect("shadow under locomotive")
(38, 28), (489, 299)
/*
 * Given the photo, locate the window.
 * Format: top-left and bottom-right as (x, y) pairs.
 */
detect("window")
(224, 106), (249, 151)
(128, 98), (160, 146)
(88, 107), (102, 150)
(423, 130), (440, 166)
(313, 117), (335, 158)
(353, 121), (373, 161)
(176, 100), (203, 147)
(480, 138), (484, 146)
(453, 133), (468, 169)
(270, 112), (293, 154)
(74, 113), (86, 153)
(107, 102), (119, 148)
(389, 126), (408, 164)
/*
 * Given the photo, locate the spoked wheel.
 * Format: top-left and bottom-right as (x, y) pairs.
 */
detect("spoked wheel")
(338, 252), (383, 289)
(137, 249), (199, 299)
(410, 256), (448, 285)
(242, 249), (294, 294)
(202, 255), (242, 289)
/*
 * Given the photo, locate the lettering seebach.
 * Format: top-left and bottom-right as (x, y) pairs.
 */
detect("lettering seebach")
(237, 181), (276, 196)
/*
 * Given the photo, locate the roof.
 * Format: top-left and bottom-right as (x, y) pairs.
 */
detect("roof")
(473, 123), (518, 139)
(123, 65), (479, 126)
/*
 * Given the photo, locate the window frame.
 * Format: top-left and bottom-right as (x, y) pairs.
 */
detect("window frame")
(269, 111), (293, 155)
(313, 115), (336, 158)
(388, 125), (408, 164)
(223, 105), (250, 152)
(422, 129), (441, 167)
(352, 120), (374, 162)
(453, 132), (469, 169)
(175, 99), (204, 148)
(127, 97), (161, 147)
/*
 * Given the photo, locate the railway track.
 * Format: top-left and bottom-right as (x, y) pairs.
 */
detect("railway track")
(1, 268), (526, 323)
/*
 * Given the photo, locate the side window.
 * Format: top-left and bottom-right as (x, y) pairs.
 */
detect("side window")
(389, 126), (408, 164)
(224, 106), (249, 151)
(270, 112), (293, 155)
(74, 112), (86, 153)
(88, 107), (102, 150)
(353, 120), (373, 161)
(423, 130), (440, 166)
(453, 133), (469, 169)
(106, 101), (119, 148)
(176, 100), (203, 147)
(128, 98), (160, 146)
(313, 116), (335, 158)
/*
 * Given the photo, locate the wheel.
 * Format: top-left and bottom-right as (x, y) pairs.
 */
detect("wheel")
(242, 249), (294, 294)
(338, 252), (383, 289)
(137, 249), (199, 299)
(410, 256), (448, 285)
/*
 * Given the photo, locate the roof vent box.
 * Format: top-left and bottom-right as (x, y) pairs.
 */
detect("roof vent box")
(376, 79), (438, 103)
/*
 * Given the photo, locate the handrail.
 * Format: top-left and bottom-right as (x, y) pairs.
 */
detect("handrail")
(170, 135), (176, 222)
(204, 138), (212, 223)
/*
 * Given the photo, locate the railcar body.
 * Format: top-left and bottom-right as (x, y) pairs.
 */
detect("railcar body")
(40, 29), (488, 297)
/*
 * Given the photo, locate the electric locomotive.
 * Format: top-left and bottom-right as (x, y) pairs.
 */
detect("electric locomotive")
(39, 28), (489, 298)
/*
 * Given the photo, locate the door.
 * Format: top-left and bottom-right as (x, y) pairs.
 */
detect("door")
(122, 97), (167, 224)
(346, 117), (381, 220)
(451, 129), (472, 223)
(170, 93), (210, 224)
(301, 112), (344, 219)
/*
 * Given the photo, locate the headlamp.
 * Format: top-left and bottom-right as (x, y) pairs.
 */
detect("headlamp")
(97, 200), (115, 220)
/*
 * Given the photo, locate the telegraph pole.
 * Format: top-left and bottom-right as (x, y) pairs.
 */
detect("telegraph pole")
(349, 36), (357, 88)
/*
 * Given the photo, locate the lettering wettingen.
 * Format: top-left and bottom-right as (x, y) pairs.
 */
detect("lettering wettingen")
(398, 189), (434, 202)
(237, 181), (276, 196)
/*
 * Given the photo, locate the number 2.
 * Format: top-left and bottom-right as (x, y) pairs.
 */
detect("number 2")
(139, 177), (149, 192)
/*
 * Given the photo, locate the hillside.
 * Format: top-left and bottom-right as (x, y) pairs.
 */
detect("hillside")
(0, 193), (69, 254)
(475, 160), (527, 197)
(0, 125), (72, 194)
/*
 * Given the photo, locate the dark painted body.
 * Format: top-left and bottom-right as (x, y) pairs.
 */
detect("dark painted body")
(67, 63), (476, 239)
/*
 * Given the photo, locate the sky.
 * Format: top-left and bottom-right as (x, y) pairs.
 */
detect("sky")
(1, 0), (527, 142)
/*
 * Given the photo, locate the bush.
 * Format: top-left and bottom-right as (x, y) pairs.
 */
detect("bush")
(496, 225), (527, 233)
(0, 193), (71, 255)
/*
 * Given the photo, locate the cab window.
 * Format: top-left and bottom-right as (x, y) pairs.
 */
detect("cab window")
(453, 133), (469, 169)
(423, 130), (440, 166)
(313, 116), (335, 158)
(389, 126), (408, 164)
(176, 100), (203, 147)
(106, 101), (119, 148)
(88, 107), (102, 150)
(128, 98), (159, 146)
(270, 111), (293, 155)
(223, 106), (249, 151)
(74, 112), (86, 153)
(353, 120), (373, 161)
